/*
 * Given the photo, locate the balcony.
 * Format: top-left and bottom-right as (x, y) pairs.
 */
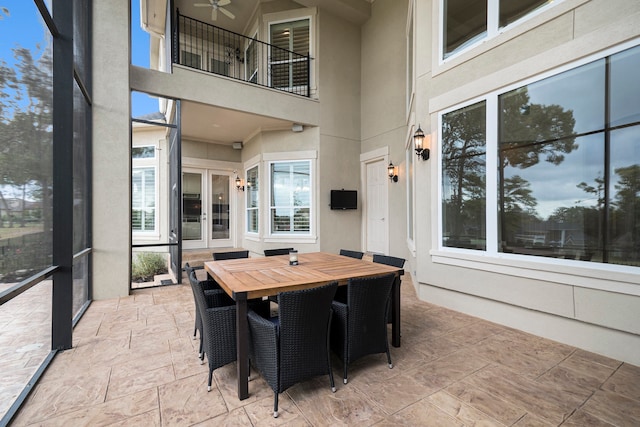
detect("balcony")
(174, 11), (312, 97)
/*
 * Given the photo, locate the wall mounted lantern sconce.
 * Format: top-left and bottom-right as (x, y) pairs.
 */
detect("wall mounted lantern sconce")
(235, 175), (244, 191)
(387, 162), (398, 182)
(414, 125), (430, 160)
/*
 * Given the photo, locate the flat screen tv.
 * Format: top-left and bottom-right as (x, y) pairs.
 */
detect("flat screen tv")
(330, 190), (357, 210)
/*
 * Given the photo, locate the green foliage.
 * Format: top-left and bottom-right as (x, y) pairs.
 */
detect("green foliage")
(131, 252), (167, 282)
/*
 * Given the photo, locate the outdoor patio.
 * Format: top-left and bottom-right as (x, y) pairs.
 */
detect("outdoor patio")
(7, 274), (640, 426)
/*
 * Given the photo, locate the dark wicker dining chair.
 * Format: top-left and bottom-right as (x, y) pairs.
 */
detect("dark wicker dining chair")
(339, 249), (364, 259)
(372, 254), (405, 268)
(372, 254), (405, 324)
(330, 273), (395, 384)
(185, 262), (222, 340)
(264, 247), (294, 257)
(190, 275), (237, 392)
(247, 281), (338, 418)
(212, 250), (249, 260)
(188, 269), (234, 359)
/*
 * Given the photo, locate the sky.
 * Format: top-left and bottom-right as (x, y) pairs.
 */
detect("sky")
(0, 1), (158, 119)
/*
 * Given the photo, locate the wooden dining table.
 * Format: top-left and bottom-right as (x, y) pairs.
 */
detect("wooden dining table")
(204, 251), (404, 400)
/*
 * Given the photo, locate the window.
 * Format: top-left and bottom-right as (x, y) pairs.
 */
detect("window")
(442, 101), (487, 250)
(269, 19), (310, 93)
(246, 35), (259, 84)
(443, 0), (554, 59)
(269, 161), (311, 234)
(407, 1), (415, 111)
(246, 165), (259, 233)
(440, 43), (640, 267)
(406, 133), (415, 245)
(132, 167), (156, 232)
(181, 50), (201, 68)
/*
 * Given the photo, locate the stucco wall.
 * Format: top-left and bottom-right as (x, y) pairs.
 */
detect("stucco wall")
(92, 0), (131, 299)
(361, 0), (411, 262)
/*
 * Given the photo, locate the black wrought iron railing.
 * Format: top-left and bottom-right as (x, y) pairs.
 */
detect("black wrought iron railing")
(173, 10), (312, 97)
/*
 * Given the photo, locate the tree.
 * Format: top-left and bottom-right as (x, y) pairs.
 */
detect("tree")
(0, 44), (53, 231)
(499, 88), (577, 169)
(442, 101), (486, 242)
(612, 164), (640, 258)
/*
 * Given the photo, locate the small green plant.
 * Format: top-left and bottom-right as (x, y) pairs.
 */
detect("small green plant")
(131, 252), (167, 282)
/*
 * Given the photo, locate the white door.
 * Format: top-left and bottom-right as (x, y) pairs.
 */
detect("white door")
(365, 159), (388, 254)
(182, 168), (235, 249)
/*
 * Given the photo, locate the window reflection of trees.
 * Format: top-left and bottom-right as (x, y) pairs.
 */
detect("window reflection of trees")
(442, 101), (486, 250)
(442, 45), (640, 266)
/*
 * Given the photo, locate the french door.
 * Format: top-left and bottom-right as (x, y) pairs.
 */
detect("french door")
(182, 168), (234, 249)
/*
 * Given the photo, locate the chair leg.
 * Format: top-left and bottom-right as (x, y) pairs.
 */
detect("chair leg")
(273, 392), (279, 418)
(386, 348), (393, 369)
(326, 314), (336, 392)
(343, 362), (348, 384)
(207, 369), (213, 392)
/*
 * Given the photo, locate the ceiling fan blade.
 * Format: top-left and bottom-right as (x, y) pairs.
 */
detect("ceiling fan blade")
(218, 0), (231, 6)
(211, 8), (218, 20)
(193, 3), (211, 6)
(220, 7), (235, 19)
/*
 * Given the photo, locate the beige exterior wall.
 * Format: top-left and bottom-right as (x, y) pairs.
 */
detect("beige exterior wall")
(361, 0), (412, 262)
(317, 9), (363, 254)
(411, 0), (640, 365)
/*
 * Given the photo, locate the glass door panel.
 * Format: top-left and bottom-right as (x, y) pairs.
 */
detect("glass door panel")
(210, 173), (232, 247)
(182, 171), (205, 248)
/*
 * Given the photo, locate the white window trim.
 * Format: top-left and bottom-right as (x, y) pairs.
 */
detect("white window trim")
(405, 122), (416, 256)
(434, 41), (640, 295)
(263, 151), (317, 243)
(263, 8), (317, 97)
(435, 0), (582, 71)
(244, 162), (260, 237)
(406, 0), (416, 118)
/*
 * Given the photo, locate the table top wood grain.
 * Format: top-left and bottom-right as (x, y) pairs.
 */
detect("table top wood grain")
(204, 252), (402, 300)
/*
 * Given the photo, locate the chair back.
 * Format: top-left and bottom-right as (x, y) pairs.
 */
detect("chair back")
(213, 250), (249, 260)
(346, 273), (395, 361)
(339, 249), (364, 259)
(372, 254), (405, 268)
(277, 282), (338, 392)
(264, 248), (294, 257)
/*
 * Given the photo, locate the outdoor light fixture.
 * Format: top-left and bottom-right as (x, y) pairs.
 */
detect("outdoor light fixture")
(388, 162), (398, 182)
(414, 125), (430, 160)
(235, 175), (244, 191)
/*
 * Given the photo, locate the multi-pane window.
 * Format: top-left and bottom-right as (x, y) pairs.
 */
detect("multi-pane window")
(441, 44), (640, 267)
(246, 166), (259, 233)
(269, 161), (311, 234)
(132, 167), (156, 232)
(269, 19), (310, 92)
(443, 0), (553, 59)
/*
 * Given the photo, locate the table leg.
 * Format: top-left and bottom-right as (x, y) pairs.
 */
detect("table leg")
(391, 276), (401, 347)
(235, 293), (249, 400)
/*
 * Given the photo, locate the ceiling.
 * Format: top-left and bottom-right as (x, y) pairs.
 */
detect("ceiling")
(181, 101), (295, 144)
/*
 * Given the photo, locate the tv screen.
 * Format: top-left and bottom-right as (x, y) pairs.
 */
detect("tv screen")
(331, 190), (357, 210)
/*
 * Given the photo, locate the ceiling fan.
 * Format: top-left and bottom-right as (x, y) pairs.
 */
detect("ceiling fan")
(194, 0), (235, 21)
